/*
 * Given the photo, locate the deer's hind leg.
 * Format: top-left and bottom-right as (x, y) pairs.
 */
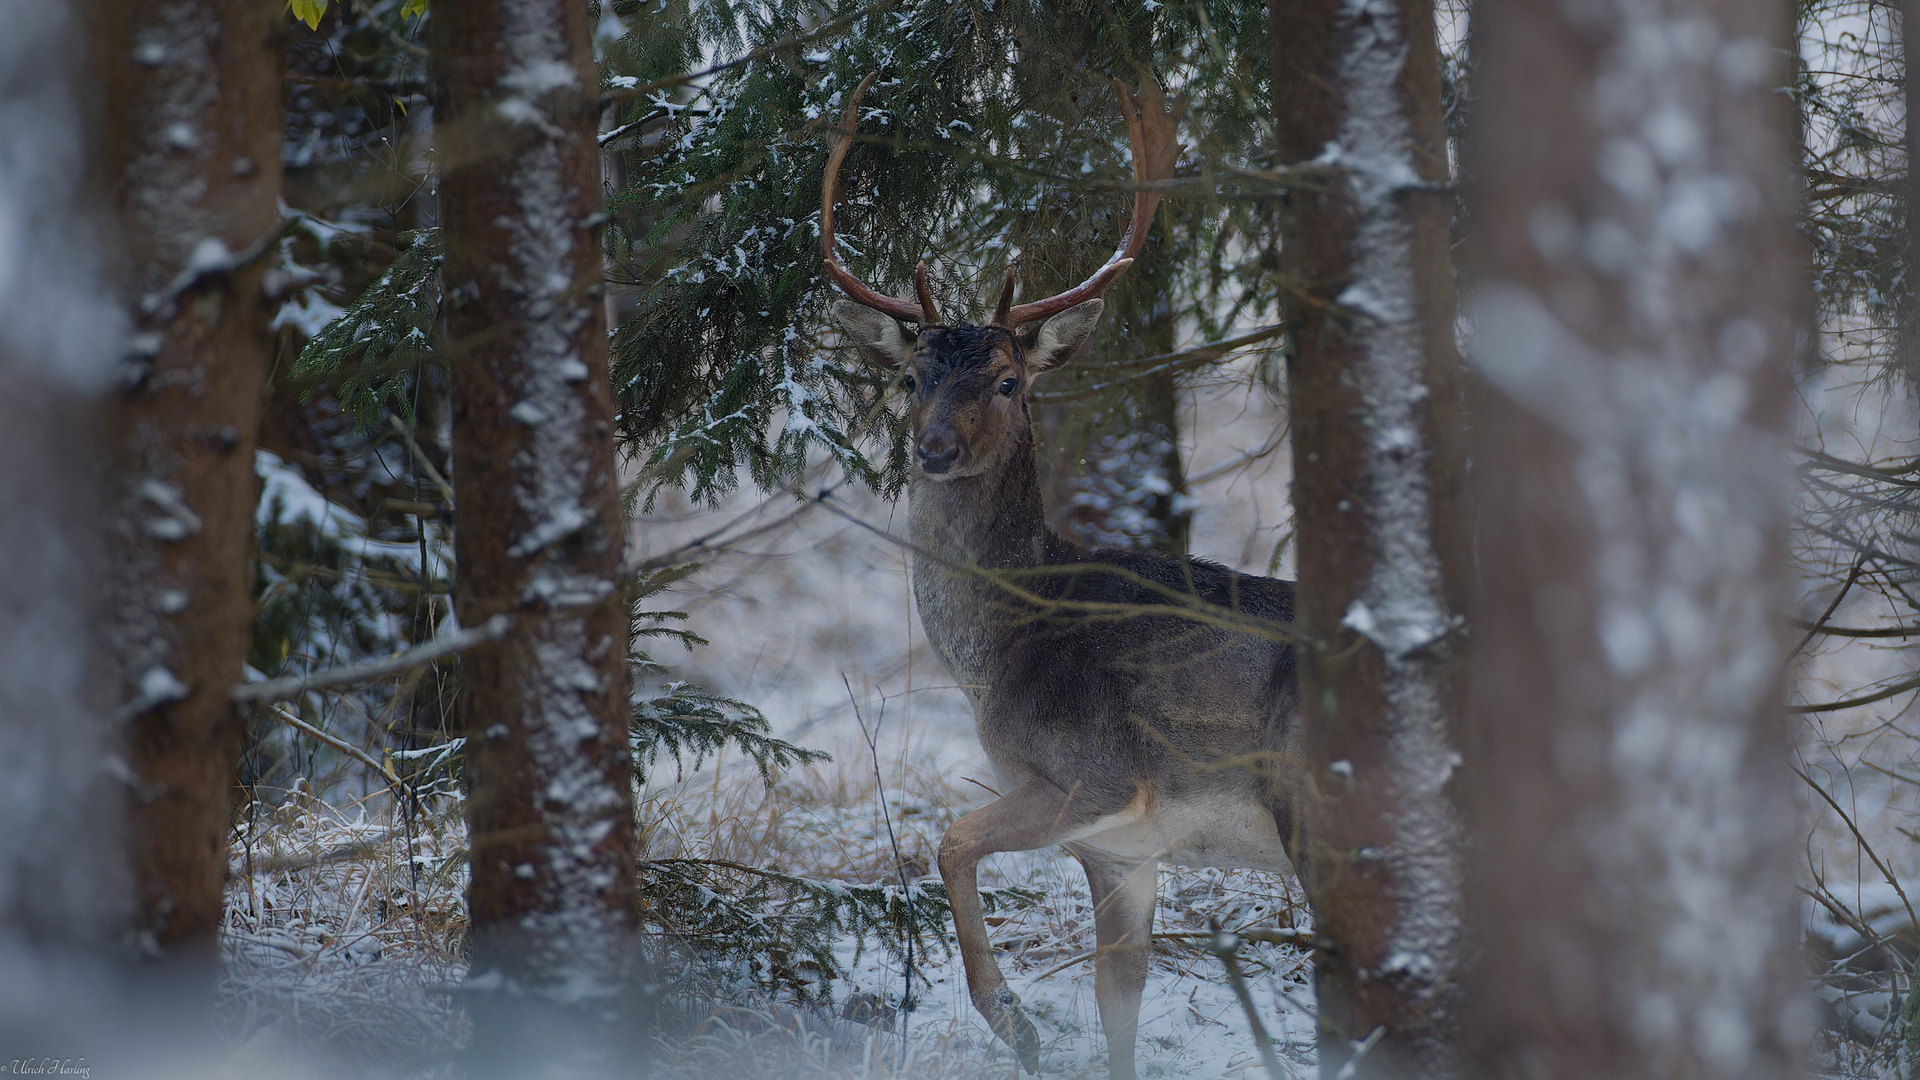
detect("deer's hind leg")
(939, 776), (1122, 1075)
(1072, 852), (1159, 1080)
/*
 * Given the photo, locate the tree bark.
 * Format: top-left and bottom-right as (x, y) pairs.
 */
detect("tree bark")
(0, 0), (130, 967)
(1460, 1), (1807, 1077)
(91, 0), (283, 965)
(434, 1), (639, 1068)
(1271, 0), (1470, 1074)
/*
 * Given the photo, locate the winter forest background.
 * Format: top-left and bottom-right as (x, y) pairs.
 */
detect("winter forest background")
(0, 0), (1909, 1076)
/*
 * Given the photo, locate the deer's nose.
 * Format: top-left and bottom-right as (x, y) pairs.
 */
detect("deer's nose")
(917, 437), (960, 474)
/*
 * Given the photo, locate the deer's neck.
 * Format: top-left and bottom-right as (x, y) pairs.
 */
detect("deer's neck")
(906, 426), (1061, 689)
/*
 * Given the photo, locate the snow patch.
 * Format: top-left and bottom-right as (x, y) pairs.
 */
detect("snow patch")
(501, 58), (578, 98)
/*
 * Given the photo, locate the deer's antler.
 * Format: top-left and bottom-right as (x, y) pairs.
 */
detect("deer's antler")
(993, 75), (1186, 329)
(820, 74), (936, 325)
(821, 73), (1183, 330)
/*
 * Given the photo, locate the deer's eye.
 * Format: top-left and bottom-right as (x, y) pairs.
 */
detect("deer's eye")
(998, 376), (1019, 397)
(901, 374), (917, 393)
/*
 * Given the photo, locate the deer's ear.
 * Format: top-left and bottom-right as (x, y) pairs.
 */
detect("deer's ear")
(835, 301), (918, 370)
(1021, 298), (1103, 373)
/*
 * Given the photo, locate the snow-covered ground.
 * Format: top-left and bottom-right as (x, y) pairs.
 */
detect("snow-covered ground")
(630, 353), (1312, 1077)
(213, 341), (1920, 1077)
(217, 353), (1310, 1078)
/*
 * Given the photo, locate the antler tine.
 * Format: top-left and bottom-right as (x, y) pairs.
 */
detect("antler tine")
(820, 73), (926, 325)
(914, 260), (940, 324)
(990, 263), (1016, 329)
(1002, 75), (1184, 329)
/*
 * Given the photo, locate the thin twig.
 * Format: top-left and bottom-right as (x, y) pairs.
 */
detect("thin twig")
(1206, 921), (1291, 1080)
(1030, 324), (1287, 402)
(1219, 159), (1347, 189)
(243, 838), (390, 876)
(962, 776), (1003, 798)
(807, 490), (1296, 645)
(1333, 1027), (1386, 1080)
(622, 485), (834, 574)
(1187, 431), (1289, 488)
(599, 106), (669, 147)
(266, 705), (400, 792)
(1790, 553), (1866, 661)
(1791, 671), (1920, 714)
(1788, 619), (1920, 639)
(234, 614), (510, 704)
(1032, 926), (1310, 981)
(386, 414), (455, 507)
(1793, 763), (1920, 938)
(845, 675), (919, 1047)
(1865, 760), (1920, 789)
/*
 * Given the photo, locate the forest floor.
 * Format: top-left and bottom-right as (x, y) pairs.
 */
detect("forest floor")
(217, 359), (1315, 1078)
(212, 354), (1920, 1077)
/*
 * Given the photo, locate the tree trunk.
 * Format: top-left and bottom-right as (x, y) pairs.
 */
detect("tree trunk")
(434, 1), (639, 1069)
(1460, 1), (1807, 1077)
(1271, 0), (1470, 1074)
(91, 0), (282, 967)
(0, 0), (130, 1004)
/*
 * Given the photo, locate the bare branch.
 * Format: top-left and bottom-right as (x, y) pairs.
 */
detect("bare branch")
(265, 704), (398, 788)
(807, 489), (1297, 644)
(233, 614), (510, 704)
(1793, 762), (1920, 935)
(1790, 671), (1920, 714)
(1789, 618), (1920, 639)
(1790, 553), (1866, 660)
(1030, 323), (1287, 401)
(385, 414), (455, 507)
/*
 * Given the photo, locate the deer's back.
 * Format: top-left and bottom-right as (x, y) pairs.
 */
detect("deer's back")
(972, 546), (1300, 835)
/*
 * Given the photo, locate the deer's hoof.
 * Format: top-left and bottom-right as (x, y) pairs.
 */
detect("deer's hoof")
(984, 986), (1042, 1074)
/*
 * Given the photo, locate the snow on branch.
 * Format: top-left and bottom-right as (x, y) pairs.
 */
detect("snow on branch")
(232, 614), (511, 704)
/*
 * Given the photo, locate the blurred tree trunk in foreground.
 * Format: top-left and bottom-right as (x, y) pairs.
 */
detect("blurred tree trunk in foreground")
(1462, 0), (1806, 1076)
(92, 0), (282, 966)
(1271, 0), (1471, 1073)
(434, 1), (639, 1070)
(0, 2), (130, 1040)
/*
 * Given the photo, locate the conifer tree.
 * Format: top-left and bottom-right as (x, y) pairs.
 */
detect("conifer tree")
(603, 2), (1280, 506)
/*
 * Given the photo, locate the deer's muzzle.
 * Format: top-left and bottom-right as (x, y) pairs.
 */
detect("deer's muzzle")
(917, 433), (960, 475)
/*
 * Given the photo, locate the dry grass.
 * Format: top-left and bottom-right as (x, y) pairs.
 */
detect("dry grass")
(637, 735), (961, 884)
(215, 729), (1313, 1079)
(219, 783), (469, 1075)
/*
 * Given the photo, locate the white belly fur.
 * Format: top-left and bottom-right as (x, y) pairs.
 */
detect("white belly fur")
(1059, 793), (1294, 874)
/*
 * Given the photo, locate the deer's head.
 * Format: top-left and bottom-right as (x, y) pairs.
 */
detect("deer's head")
(823, 74), (1182, 481)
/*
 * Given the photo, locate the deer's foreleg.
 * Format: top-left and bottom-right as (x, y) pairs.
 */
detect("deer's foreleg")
(938, 777), (1095, 1074)
(1076, 854), (1159, 1080)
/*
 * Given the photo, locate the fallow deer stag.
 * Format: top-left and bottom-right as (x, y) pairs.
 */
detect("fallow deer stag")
(824, 75), (1302, 1079)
